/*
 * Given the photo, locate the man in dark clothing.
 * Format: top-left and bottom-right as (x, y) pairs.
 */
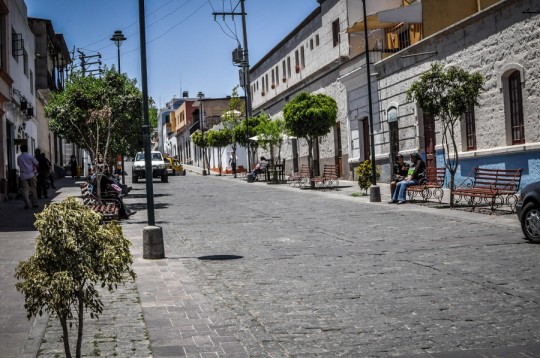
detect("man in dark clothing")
(389, 153), (425, 204)
(390, 154), (410, 198)
(35, 149), (49, 199)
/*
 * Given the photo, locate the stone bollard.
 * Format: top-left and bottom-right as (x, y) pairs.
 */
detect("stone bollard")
(143, 226), (165, 259)
(246, 175), (254, 183)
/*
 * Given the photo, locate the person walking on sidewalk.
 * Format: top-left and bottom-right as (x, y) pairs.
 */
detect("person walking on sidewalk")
(17, 144), (38, 209)
(70, 155), (78, 179)
(35, 149), (49, 199)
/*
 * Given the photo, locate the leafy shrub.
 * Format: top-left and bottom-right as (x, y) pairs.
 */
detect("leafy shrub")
(15, 197), (135, 358)
(355, 159), (381, 193)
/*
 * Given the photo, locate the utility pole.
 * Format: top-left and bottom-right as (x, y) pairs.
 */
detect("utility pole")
(77, 50), (102, 77)
(213, 0), (252, 171)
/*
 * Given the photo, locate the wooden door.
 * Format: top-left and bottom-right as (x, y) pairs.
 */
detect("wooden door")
(423, 114), (436, 170)
(334, 122), (342, 177)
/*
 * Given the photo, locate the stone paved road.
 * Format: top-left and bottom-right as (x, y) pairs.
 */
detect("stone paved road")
(130, 172), (540, 357)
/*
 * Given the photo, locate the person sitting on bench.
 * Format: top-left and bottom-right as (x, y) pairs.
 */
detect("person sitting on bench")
(251, 157), (268, 181)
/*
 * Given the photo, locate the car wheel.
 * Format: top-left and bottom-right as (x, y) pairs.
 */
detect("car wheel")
(132, 174), (138, 183)
(521, 202), (540, 242)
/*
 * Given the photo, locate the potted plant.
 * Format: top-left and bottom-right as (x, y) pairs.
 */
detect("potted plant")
(271, 83), (276, 89)
(295, 64), (300, 73)
(282, 77), (287, 83)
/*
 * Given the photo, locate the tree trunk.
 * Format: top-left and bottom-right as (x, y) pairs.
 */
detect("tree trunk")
(449, 170), (456, 208)
(76, 290), (84, 358)
(59, 315), (72, 358)
(308, 139), (315, 189)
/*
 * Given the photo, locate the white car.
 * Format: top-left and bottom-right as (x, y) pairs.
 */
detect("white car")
(132, 151), (168, 183)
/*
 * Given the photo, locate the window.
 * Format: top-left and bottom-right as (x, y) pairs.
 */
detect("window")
(300, 46), (305, 69)
(29, 70), (33, 94)
(315, 34), (320, 47)
(11, 28), (18, 61)
(265, 73), (269, 93)
(275, 66), (279, 86)
(23, 48), (28, 76)
(464, 106), (476, 150)
(271, 69), (275, 87)
(508, 71), (525, 144)
(287, 57), (291, 78)
(261, 76), (265, 93)
(310, 38), (314, 50)
(295, 50), (299, 67)
(332, 19), (340, 47)
(282, 60), (286, 80)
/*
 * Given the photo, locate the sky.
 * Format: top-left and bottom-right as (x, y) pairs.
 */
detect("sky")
(25, 0), (320, 109)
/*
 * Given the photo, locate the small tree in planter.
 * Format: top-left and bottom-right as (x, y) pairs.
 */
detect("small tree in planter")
(14, 197), (135, 358)
(206, 129), (232, 175)
(356, 159), (380, 195)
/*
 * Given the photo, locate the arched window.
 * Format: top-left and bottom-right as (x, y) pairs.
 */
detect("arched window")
(508, 71), (525, 144)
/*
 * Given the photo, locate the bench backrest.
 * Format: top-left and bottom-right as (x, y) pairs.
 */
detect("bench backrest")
(472, 167), (523, 193)
(322, 164), (337, 178)
(300, 164), (310, 176)
(424, 167), (445, 187)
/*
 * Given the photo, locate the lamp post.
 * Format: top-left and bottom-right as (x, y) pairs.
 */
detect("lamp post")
(197, 91), (207, 176)
(362, 0), (380, 202)
(110, 30), (127, 185)
(138, 0), (164, 259)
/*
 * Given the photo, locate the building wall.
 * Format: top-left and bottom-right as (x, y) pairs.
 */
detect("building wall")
(376, 0), (540, 187)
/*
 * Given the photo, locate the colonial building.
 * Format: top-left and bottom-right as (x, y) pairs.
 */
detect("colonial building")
(2, 0), (36, 200)
(28, 17), (72, 178)
(373, 0), (540, 187)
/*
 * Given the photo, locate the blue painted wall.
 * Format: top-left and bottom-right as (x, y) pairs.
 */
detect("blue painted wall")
(431, 149), (540, 191)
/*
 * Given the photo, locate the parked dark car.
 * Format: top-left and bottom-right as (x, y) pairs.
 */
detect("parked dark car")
(516, 181), (540, 242)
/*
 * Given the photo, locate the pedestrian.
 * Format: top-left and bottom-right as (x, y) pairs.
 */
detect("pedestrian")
(390, 154), (410, 198)
(35, 149), (49, 199)
(70, 155), (78, 179)
(389, 153), (425, 204)
(17, 144), (38, 209)
(45, 154), (56, 189)
(229, 153), (237, 177)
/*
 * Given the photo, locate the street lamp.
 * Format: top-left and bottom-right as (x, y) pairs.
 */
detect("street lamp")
(139, 0), (164, 259)
(361, 0), (381, 202)
(110, 30), (127, 72)
(110, 30), (127, 185)
(197, 91), (207, 176)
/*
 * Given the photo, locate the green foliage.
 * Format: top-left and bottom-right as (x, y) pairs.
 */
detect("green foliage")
(45, 68), (157, 161)
(206, 129), (231, 148)
(283, 92), (337, 141)
(355, 160), (381, 193)
(235, 114), (263, 150)
(406, 63), (484, 124)
(191, 130), (208, 148)
(14, 197), (135, 357)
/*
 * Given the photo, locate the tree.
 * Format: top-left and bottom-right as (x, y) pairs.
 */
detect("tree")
(14, 197), (135, 358)
(221, 87), (245, 177)
(206, 129), (232, 175)
(235, 114), (264, 170)
(283, 92), (337, 188)
(407, 63), (484, 206)
(192, 129), (211, 174)
(255, 113), (285, 164)
(45, 68), (157, 191)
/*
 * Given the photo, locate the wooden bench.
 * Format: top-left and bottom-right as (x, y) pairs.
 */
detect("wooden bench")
(451, 167), (523, 212)
(311, 164), (339, 189)
(406, 167), (446, 203)
(80, 182), (121, 222)
(288, 164), (310, 188)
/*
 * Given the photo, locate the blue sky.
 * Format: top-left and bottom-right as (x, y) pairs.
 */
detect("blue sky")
(25, 0), (319, 108)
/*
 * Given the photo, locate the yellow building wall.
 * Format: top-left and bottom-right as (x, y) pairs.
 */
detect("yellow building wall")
(480, 0), (499, 9)
(423, 0), (478, 37)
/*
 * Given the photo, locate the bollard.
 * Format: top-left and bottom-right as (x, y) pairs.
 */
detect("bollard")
(143, 226), (165, 259)
(369, 185), (381, 202)
(247, 175), (254, 183)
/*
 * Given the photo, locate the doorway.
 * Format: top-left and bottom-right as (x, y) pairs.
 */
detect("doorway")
(362, 118), (370, 161)
(389, 120), (399, 167)
(423, 114), (436, 170)
(334, 122), (342, 176)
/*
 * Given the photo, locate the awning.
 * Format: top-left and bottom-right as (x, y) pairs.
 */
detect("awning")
(345, 3), (422, 33)
(346, 14), (395, 33)
(249, 134), (296, 141)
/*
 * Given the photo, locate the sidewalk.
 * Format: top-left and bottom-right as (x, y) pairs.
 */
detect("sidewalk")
(0, 173), (523, 357)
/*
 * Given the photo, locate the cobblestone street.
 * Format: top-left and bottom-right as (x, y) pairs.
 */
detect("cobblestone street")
(123, 172), (540, 357)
